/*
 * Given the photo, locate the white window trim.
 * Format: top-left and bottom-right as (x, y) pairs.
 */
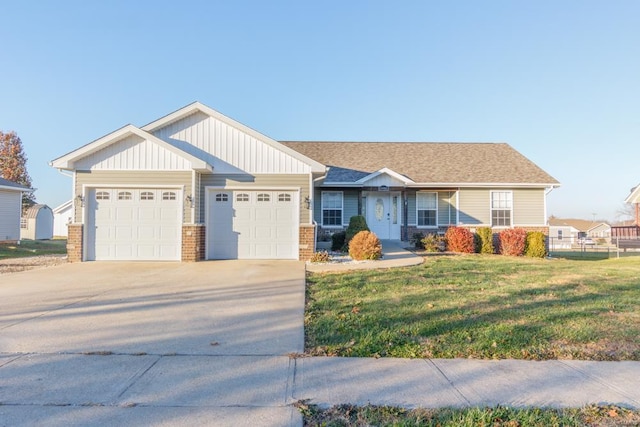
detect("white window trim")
(416, 191), (438, 228)
(490, 190), (513, 228)
(321, 191), (344, 228)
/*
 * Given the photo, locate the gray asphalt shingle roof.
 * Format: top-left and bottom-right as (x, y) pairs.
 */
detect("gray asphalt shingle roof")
(0, 177), (30, 190)
(280, 141), (559, 185)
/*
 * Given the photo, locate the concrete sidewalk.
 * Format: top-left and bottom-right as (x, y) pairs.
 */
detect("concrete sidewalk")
(306, 240), (423, 273)
(1, 353), (639, 426)
(294, 357), (640, 409)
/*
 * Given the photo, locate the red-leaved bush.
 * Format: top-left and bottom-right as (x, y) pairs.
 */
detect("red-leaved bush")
(444, 226), (475, 253)
(498, 228), (527, 256)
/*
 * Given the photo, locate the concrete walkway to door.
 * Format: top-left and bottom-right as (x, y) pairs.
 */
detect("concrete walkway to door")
(305, 240), (423, 273)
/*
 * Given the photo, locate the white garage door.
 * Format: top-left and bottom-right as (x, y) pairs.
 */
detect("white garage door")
(87, 188), (182, 261)
(207, 190), (298, 259)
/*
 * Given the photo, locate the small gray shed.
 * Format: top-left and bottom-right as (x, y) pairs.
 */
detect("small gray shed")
(20, 204), (54, 240)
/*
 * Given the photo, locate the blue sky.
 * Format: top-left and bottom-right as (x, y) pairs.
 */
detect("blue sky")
(1, 1), (638, 221)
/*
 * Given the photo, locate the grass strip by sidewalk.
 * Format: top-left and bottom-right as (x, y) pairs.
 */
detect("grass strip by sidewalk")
(305, 255), (640, 360)
(0, 239), (67, 259)
(299, 403), (640, 427)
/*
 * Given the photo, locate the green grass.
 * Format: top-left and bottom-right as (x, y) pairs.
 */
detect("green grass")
(305, 255), (640, 360)
(300, 404), (640, 426)
(0, 239), (67, 259)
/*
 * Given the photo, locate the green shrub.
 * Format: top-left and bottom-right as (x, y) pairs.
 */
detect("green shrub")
(309, 250), (331, 263)
(348, 231), (382, 260)
(444, 226), (475, 253)
(525, 231), (547, 258)
(422, 233), (445, 252)
(344, 215), (369, 249)
(331, 231), (346, 251)
(411, 232), (425, 249)
(476, 227), (495, 254)
(499, 228), (527, 256)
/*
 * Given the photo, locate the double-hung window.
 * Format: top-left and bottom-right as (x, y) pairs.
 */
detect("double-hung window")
(491, 191), (512, 227)
(417, 192), (437, 227)
(322, 191), (343, 227)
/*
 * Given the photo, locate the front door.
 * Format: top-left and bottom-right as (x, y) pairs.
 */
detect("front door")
(366, 192), (401, 240)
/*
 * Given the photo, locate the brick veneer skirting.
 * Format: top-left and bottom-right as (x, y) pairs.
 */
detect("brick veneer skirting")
(67, 224), (83, 262)
(182, 224), (205, 262)
(299, 224), (316, 261)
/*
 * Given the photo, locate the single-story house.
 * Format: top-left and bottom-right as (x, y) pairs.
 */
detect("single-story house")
(50, 102), (560, 262)
(0, 177), (31, 243)
(53, 200), (73, 237)
(548, 217), (611, 248)
(20, 204), (54, 240)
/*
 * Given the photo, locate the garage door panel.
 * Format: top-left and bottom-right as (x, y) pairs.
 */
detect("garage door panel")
(255, 209), (273, 221)
(138, 207), (157, 221)
(207, 190), (298, 260)
(114, 245), (133, 259)
(275, 226), (293, 239)
(254, 226), (274, 239)
(137, 225), (156, 240)
(116, 207), (135, 220)
(136, 244), (156, 258)
(276, 211), (293, 221)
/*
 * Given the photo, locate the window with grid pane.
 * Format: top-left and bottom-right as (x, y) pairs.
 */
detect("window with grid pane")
(491, 191), (512, 227)
(417, 192), (437, 227)
(322, 191), (343, 226)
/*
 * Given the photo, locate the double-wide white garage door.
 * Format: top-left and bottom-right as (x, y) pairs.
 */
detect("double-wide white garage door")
(87, 188), (182, 261)
(207, 190), (298, 259)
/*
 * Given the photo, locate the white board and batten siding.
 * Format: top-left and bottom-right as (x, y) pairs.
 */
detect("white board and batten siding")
(74, 134), (193, 171)
(0, 190), (21, 241)
(151, 112), (313, 174)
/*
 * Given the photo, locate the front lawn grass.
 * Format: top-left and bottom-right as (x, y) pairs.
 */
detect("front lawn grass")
(0, 239), (67, 259)
(305, 255), (640, 360)
(300, 403), (640, 426)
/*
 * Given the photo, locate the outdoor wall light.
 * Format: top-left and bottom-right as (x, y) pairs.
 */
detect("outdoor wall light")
(185, 194), (194, 208)
(304, 196), (311, 209)
(75, 194), (85, 207)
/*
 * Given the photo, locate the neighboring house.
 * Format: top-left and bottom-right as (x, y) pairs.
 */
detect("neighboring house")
(0, 177), (31, 243)
(547, 219), (576, 249)
(588, 222), (611, 239)
(20, 204), (54, 240)
(547, 217), (611, 249)
(50, 102), (560, 262)
(611, 184), (640, 242)
(53, 200), (73, 237)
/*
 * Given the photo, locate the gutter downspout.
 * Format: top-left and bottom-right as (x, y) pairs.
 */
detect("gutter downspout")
(544, 186), (556, 225)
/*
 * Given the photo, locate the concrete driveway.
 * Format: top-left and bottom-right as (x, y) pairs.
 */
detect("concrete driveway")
(0, 261), (305, 426)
